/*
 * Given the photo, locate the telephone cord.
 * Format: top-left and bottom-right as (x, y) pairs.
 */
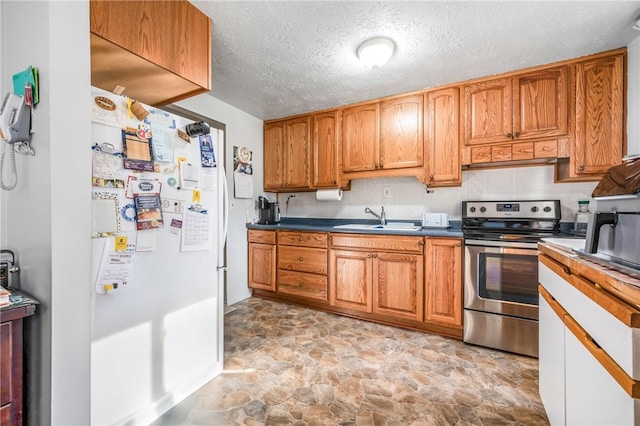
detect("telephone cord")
(0, 141), (17, 190)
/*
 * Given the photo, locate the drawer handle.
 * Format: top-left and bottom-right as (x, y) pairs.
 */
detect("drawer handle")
(298, 256), (303, 261)
(542, 146), (549, 151)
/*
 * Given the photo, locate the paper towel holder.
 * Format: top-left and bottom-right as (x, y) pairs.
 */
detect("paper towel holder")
(315, 188), (343, 201)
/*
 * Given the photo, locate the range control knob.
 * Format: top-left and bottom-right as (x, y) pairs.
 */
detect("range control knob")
(470, 207), (476, 213)
(543, 206), (552, 213)
(480, 207), (487, 213)
(531, 206), (539, 213)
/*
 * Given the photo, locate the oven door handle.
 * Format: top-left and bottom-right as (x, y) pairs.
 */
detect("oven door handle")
(464, 239), (539, 250)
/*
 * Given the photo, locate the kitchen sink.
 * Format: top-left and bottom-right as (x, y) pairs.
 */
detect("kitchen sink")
(333, 222), (421, 231)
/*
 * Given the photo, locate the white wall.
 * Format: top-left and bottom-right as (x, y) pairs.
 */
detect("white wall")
(176, 95), (263, 305)
(627, 33), (640, 156)
(0, 1), (92, 425)
(279, 166), (596, 225)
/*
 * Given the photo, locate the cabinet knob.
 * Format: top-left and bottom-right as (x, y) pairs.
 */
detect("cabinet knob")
(506, 133), (513, 139)
(380, 161), (384, 168)
(578, 165), (585, 171)
(429, 175), (434, 181)
(542, 146), (549, 151)
(298, 282), (303, 288)
(298, 256), (303, 261)
(418, 241), (425, 246)
(298, 237), (303, 241)
(514, 132), (520, 138)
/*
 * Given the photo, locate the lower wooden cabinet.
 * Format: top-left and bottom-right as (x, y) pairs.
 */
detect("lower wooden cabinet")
(248, 229), (463, 339)
(424, 238), (462, 327)
(329, 249), (424, 320)
(329, 249), (372, 312)
(248, 230), (276, 291)
(373, 252), (424, 321)
(277, 231), (329, 302)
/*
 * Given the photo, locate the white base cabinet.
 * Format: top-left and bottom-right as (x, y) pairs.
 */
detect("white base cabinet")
(538, 295), (565, 426)
(539, 252), (640, 426)
(564, 325), (640, 425)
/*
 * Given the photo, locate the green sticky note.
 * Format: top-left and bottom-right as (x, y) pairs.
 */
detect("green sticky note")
(12, 66), (37, 102)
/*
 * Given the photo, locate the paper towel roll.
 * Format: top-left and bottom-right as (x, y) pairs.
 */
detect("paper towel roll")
(315, 188), (343, 201)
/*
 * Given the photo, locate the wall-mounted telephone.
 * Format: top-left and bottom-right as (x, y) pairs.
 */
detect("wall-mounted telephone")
(0, 93), (32, 190)
(0, 250), (19, 288)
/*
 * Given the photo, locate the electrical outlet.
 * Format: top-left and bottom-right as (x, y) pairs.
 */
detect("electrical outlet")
(383, 186), (391, 199)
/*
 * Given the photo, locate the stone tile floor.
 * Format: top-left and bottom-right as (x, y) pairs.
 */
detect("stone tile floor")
(154, 297), (549, 425)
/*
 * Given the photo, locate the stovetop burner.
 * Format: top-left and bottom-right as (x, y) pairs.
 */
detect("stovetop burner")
(462, 200), (562, 241)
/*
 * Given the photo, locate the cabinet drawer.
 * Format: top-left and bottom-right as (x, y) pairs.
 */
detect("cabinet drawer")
(278, 246), (327, 274)
(491, 144), (512, 162)
(470, 146), (491, 164)
(278, 269), (328, 301)
(248, 229), (276, 244)
(278, 231), (327, 248)
(330, 234), (424, 254)
(539, 257), (640, 380)
(535, 140), (557, 158)
(0, 404), (11, 425)
(511, 142), (534, 161)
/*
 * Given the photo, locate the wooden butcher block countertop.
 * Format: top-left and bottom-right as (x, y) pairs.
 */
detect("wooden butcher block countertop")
(539, 242), (640, 327)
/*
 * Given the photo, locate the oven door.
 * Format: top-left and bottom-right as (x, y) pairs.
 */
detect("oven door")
(464, 239), (539, 320)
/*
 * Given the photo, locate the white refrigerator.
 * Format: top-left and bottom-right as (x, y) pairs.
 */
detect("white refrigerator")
(89, 88), (226, 425)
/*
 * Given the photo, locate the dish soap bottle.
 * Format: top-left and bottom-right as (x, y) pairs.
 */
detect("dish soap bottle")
(574, 200), (591, 233)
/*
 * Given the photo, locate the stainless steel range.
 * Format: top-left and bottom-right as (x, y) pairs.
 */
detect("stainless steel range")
(462, 200), (562, 357)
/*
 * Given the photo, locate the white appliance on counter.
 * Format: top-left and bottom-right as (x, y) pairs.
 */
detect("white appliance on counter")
(89, 88), (227, 425)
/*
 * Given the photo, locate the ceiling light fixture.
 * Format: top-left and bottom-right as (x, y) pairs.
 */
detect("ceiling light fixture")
(357, 37), (395, 68)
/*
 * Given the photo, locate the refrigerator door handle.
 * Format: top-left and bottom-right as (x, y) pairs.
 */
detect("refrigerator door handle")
(221, 163), (229, 245)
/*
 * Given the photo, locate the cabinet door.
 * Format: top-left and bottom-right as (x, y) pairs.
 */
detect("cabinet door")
(538, 288), (567, 426)
(248, 243), (276, 291)
(380, 94), (424, 169)
(425, 88), (461, 186)
(513, 66), (568, 140)
(573, 54), (624, 176)
(342, 103), (379, 172)
(463, 77), (512, 145)
(373, 252), (424, 321)
(312, 111), (340, 187)
(424, 238), (462, 326)
(263, 121), (285, 190)
(284, 116), (311, 189)
(0, 322), (11, 406)
(329, 250), (372, 312)
(565, 316), (636, 426)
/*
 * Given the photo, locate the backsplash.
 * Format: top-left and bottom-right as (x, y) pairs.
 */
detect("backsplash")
(274, 165), (597, 223)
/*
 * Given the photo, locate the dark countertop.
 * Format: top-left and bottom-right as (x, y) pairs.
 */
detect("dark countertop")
(246, 217), (464, 238)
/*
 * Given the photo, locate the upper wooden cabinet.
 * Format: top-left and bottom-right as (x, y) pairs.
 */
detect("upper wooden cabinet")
(342, 102), (380, 172)
(90, 0), (212, 106)
(263, 121), (285, 190)
(560, 53), (625, 180)
(424, 87), (461, 186)
(463, 66), (568, 145)
(380, 94), (424, 169)
(312, 111), (341, 188)
(264, 116), (311, 191)
(342, 94), (423, 173)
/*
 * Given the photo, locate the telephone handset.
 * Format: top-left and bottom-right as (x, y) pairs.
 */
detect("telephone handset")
(0, 93), (32, 190)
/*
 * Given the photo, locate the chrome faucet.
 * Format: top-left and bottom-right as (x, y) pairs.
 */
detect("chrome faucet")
(365, 206), (386, 225)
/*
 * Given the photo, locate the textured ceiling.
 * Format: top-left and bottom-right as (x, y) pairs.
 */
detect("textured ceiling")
(193, 1), (640, 120)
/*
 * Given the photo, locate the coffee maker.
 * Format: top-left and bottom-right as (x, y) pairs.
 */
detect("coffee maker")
(258, 196), (280, 224)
